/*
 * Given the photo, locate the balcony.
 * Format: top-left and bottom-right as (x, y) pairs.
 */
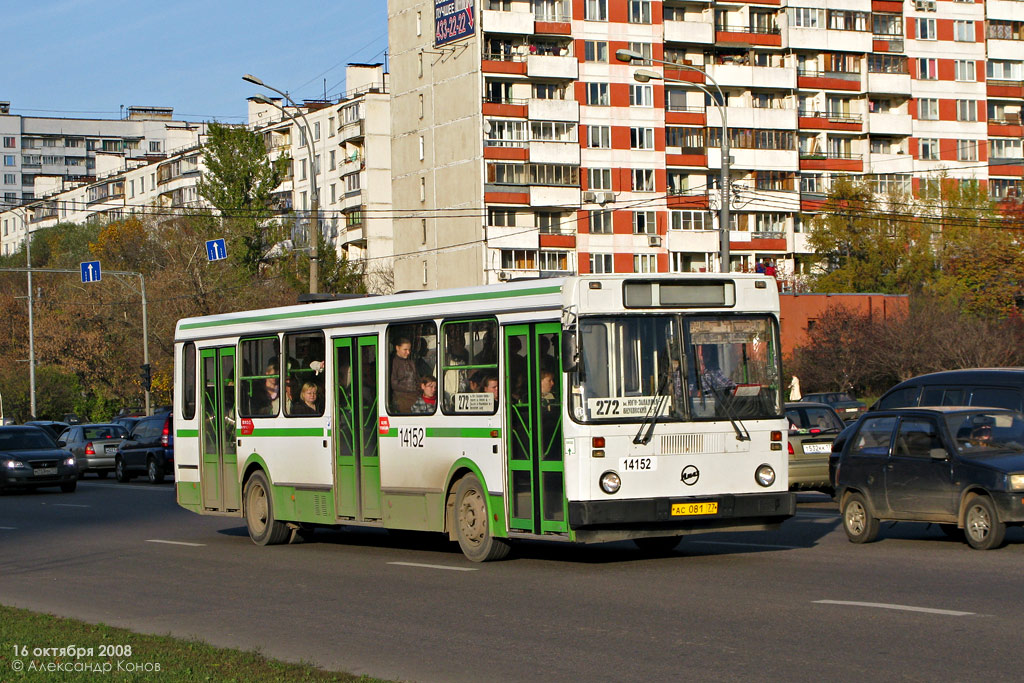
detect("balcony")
(530, 185), (579, 208)
(986, 0), (1024, 22)
(797, 68), (862, 92)
(986, 34), (1024, 62)
(526, 54), (577, 80)
(664, 19), (714, 44)
(798, 110), (863, 132)
(872, 35), (904, 53)
(867, 112), (912, 136)
(866, 72), (911, 95)
(988, 79), (1024, 99)
(714, 24), (782, 48)
(706, 64), (796, 89)
(338, 119), (364, 143)
(481, 9), (534, 34)
(799, 153), (863, 172)
(529, 141), (580, 165)
(866, 152), (913, 173)
(725, 148), (798, 171)
(713, 106), (797, 130)
(527, 98), (578, 122)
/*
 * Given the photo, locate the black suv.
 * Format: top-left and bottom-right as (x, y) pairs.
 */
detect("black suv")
(831, 407), (1024, 550)
(115, 413), (174, 484)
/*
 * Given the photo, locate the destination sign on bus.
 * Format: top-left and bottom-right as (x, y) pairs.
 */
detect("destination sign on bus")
(587, 396), (670, 418)
(453, 392), (494, 413)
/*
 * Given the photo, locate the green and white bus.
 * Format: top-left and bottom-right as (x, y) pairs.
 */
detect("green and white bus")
(173, 274), (795, 561)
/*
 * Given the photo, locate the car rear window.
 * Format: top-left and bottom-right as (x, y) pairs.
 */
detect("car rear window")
(970, 388), (1023, 412)
(0, 430), (57, 450)
(876, 386), (921, 410)
(83, 426), (127, 440)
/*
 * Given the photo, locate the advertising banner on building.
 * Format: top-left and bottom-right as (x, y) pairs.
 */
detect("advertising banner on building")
(435, 0), (476, 47)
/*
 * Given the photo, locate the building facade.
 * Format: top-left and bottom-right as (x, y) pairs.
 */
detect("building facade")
(388, 0), (1023, 291)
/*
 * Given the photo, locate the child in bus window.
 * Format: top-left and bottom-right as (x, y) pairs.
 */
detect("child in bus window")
(411, 375), (438, 414)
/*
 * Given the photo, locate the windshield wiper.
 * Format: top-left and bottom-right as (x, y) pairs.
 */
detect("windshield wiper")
(706, 382), (751, 442)
(633, 374), (671, 445)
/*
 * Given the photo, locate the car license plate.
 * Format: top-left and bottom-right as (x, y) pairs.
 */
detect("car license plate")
(34, 467), (58, 476)
(105, 445), (117, 454)
(803, 443), (832, 454)
(671, 501), (718, 516)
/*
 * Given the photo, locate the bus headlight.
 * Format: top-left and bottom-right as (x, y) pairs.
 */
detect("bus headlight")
(599, 471), (621, 495)
(755, 464), (776, 488)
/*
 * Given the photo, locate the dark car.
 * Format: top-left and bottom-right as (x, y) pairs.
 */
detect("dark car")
(799, 392), (866, 423)
(831, 407), (1024, 550)
(111, 416), (141, 432)
(115, 413), (173, 484)
(24, 421), (71, 439)
(0, 426), (79, 493)
(873, 368), (1024, 412)
(56, 423), (128, 478)
(785, 402), (845, 492)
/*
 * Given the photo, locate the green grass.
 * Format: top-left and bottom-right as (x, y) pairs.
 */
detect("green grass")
(0, 604), (385, 682)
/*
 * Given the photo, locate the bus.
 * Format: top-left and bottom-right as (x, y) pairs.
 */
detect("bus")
(173, 274), (794, 561)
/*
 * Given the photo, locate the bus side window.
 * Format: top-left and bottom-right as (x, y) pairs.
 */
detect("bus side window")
(238, 337), (280, 417)
(387, 321), (437, 415)
(442, 319), (498, 414)
(283, 331), (326, 417)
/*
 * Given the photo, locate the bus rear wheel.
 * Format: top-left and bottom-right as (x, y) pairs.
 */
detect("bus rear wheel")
(454, 474), (510, 562)
(244, 471), (290, 546)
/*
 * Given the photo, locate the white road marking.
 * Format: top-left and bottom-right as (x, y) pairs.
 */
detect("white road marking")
(814, 600), (975, 616)
(0, 526), (16, 530)
(388, 561), (478, 572)
(691, 540), (801, 550)
(146, 539), (206, 547)
(53, 503), (90, 508)
(83, 483), (173, 491)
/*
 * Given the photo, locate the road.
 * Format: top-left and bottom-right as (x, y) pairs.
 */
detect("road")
(2, 480), (1022, 682)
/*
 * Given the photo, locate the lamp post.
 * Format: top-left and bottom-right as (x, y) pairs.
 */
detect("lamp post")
(243, 74), (321, 294)
(615, 50), (731, 273)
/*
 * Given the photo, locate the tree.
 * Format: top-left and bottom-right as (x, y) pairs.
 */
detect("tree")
(196, 122), (287, 275)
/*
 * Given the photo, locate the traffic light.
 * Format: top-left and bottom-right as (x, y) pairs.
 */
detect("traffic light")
(140, 363), (152, 392)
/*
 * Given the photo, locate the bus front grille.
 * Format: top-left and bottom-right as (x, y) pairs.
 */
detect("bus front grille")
(660, 433), (725, 455)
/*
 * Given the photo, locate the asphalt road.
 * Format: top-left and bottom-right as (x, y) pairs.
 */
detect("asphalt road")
(2, 480), (1022, 682)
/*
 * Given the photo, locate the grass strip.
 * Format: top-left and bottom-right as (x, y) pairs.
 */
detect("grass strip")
(0, 604), (384, 682)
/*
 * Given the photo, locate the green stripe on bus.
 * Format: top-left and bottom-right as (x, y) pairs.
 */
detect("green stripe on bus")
(250, 428), (325, 437)
(381, 427), (499, 438)
(179, 285), (561, 330)
(177, 429), (199, 438)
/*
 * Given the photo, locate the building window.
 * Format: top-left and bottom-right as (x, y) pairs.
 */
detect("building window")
(329, 150), (336, 171)
(538, 250), (570, 271)
(3, 156), (15, 166)
(634, 254), (657, 273)
(590, 210), (612, 233)
(589, 253), (614, 273)
(916, 18), (936, 40)
(630, 127), (655, 150)
(583, 41), (608, 62)
(629, 84), (653, 107)
(957, 100), (978, 122)
(488, 208), (517, 226)
(502, 248), (536, 270)
(587, 126), (611, 149)
(632, 168), (656, 192)
(627, 42), (652, 64)
(988, 60), (1024, 81)
(344, 172), (360, 193)
(3, 173), (14, 184)
(956, 140), (978, 161)
(585, 83), (609, 106)
(149, 141), (161, 153)
(954, 20), (974, 42)
(918, 98), (939, 121)
(670, 210), (712, 231)
(588, 168), (612, 191)
(536, 211), (566, 234)
(788, 7), (823, 28)
(628, 0), (651, 24)
(584, 0), (607, 21)
(954, 60), (976, 82)
(917, 58), (937, 80)
(2, 137), (14, 148)
(313, 122), (321, 141)
(919, 138), (940, 160)
(670, 252), (707, 273)
(633, 211), (657, 234)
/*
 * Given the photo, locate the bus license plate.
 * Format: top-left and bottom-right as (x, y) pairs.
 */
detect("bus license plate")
(34, 467), (58, 476)
(671, 502), (718, 516)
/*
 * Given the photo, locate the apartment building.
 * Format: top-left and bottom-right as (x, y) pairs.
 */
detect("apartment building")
(0, 103), (202, 210)
(388, 0), (1023, 291)
(247, 64), (394, 289)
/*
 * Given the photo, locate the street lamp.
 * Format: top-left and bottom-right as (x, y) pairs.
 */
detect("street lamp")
(616, 50), (731, 273)
(243, 74), (321, 294)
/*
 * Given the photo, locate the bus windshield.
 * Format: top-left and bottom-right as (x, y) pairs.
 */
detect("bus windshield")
(569, 315), (782, 423)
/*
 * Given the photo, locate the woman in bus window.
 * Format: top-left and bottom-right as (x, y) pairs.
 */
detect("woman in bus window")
(291, 381), (320, 415)
(390, 337), (420, 412)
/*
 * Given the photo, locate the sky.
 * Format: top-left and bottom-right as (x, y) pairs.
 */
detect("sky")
(5, 1), (389, 123)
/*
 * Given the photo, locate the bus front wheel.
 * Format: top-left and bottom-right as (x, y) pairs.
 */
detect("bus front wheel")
(454, 474), (510, 562)
(244, 471), (290, 546)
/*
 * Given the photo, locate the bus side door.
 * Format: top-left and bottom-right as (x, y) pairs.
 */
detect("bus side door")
(505, 323), (567, 534)
(200, 346), (239, 512)
(333, 335), (381, 521)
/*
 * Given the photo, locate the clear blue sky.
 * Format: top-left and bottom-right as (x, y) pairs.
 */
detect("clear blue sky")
(6, 1), (389, 122)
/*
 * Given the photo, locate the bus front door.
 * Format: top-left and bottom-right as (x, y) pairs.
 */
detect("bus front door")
(505, 323), (567, 534)
(333, 336), (382, 521)
(200, 346), (239, 512)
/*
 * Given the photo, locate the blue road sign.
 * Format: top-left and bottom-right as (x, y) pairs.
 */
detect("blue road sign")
(206, 238), (227, 262)
(80, 261), (102, 283)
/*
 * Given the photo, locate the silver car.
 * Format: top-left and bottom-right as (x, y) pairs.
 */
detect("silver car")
(786, 402), (845, 492)
(56, 424), (128, 478)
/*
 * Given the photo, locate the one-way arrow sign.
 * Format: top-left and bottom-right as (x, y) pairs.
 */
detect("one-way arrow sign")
(80, 260), (102, 283)
(206, 238), (227, 262)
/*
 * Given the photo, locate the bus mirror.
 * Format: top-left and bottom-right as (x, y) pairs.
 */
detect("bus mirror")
(561, 334), (579, 374)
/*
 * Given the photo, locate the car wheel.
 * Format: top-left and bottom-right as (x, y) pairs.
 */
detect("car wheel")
(842, 492), (880, 543)
(244, 471), (290, 546)
(60, 481), (77, 493)
(963, 496), (1006, 550)
(96, 471), (108, 479)
(632, 536), (682, 554)
(453, 473), (510, 562)
(147, 457), (164, 485)
(115, 457), (131, 483)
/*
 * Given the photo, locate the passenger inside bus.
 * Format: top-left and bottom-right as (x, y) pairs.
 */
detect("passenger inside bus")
(248, 361), (280, 415)
(290, 381), (320, 415)
(390, 337), (420, 413)
(411, 375), (438, 414)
